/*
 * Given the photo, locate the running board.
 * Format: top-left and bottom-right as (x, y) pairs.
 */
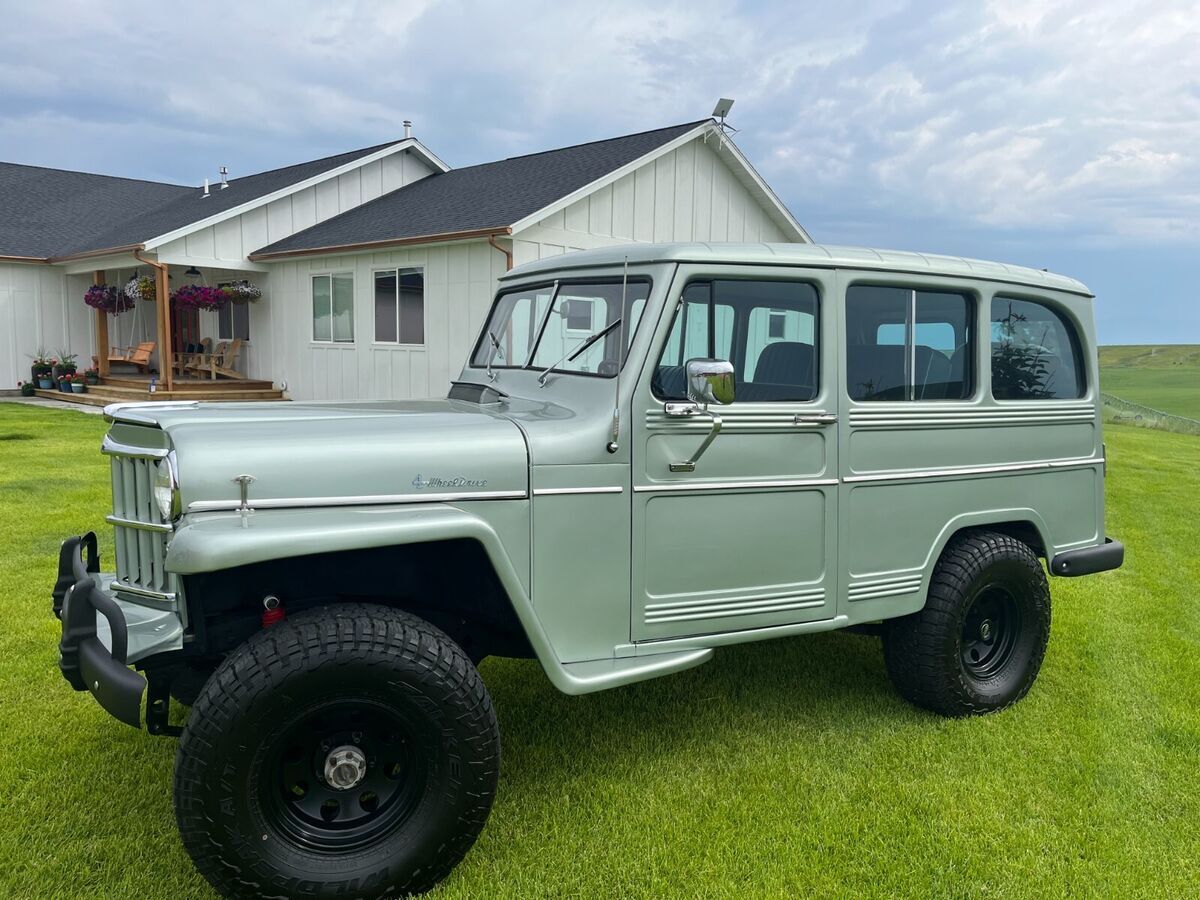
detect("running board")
(557, 648), (713, 695)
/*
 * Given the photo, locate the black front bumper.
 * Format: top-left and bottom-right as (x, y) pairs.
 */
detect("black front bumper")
(54, 534), (146, 728)
(1050, 537), (1125, 577)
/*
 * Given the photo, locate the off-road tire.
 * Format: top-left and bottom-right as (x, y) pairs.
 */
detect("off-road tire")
(174, 603), (500, 898)
(882, 531), (1051, 717)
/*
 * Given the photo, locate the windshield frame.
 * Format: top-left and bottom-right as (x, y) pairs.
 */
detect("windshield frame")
(469, 275), (653, 380)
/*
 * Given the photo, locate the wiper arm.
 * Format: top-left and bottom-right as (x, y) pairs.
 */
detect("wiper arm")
(537, 318), (622, 386)
(485, 330), (503, 382)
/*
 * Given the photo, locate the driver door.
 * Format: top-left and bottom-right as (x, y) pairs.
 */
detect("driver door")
(630, 266), (839, 642)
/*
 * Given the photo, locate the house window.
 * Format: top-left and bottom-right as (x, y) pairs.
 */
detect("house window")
(563, 298), (595, 331)
(312, 274), (354, 343)
(991, 297), (1085, 400)
(217, 292), (250, 342)
(846, 285), (973, 401)
(768, 310), (788, 339)
(374, 268), (424, 344)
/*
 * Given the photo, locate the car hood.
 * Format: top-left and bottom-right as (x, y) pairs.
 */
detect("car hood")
(108, 400), (529, 511)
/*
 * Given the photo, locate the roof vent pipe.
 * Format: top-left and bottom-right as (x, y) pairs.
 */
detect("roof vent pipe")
(403, 120), (412, 139)
(219, 165), (229, 189)
(202, 178), (210, 197)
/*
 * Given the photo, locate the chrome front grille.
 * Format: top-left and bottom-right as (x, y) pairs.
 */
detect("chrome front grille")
(105, 446), (177, 600)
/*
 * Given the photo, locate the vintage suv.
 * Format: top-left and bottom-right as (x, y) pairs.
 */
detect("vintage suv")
(54, 243), (1122, 898)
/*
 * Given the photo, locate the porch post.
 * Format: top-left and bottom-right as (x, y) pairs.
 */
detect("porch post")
(93, 270), (109, 377)
(157, 263), (173, 390)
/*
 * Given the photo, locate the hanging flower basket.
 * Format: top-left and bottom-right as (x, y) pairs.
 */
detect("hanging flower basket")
(223, 280), (262, 303)
(171, 284), (231, 311)
(124, 274), (156, 303)
(84, 284), (135, 315)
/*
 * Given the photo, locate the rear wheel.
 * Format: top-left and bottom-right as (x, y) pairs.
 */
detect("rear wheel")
(882, 531), (1051, 717)
(174, 603), (499, 898)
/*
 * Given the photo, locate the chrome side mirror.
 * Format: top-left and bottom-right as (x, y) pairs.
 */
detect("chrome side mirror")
(685, 358), (735, 407)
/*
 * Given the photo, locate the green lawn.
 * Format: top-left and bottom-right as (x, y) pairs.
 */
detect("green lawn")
(1099, 344), (1200, 419)
(1, 403), (1197, 898)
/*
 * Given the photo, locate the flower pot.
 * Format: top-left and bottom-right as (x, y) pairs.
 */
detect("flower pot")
(37, 378), (53, 390)
(71, 383), (86, 394)
(86, 375), (99, 385)
(58, 381), (72, 393)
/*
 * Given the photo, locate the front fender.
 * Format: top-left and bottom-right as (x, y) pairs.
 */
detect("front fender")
(164, 504), (618, 696)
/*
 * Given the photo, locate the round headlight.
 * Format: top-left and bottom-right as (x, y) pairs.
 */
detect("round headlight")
(154, 453), (181, 521)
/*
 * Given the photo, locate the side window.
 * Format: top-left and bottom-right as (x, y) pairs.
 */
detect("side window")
(652, 279), (818, 402)
(312, 274), (354, 343)
(991, 297), (1085, 400)
(846, 285), (973, 401)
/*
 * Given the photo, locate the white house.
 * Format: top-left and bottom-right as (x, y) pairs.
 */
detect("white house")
(0, 119), (808, 403)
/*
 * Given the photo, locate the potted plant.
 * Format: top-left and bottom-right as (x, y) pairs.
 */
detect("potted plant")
(53, 350), (79, 380)
(29, 347), (53, 383)
(124, 273), (156, 303)
(223, 280), (262, 303)
(84, 368), (100, 385)
(56, 373), (72, 393)
(84, 284), (134, 315)
(70, 373), (88, 394)
(18, 381), (35, 397)
(172, 284), (231, 311)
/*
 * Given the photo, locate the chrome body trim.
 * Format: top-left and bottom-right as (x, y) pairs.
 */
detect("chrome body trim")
(532, 486), (624, 496)
(110, 578), (177, 603)
(634, 478), (839, 493)
(844, 457), (1105, 484)
(105, 514), (173, 534)
(101, 436), (170, 460)
(187, 489), (529, 513)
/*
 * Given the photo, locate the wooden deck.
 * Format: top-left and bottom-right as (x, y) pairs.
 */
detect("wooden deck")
(34, 375), (287, 407)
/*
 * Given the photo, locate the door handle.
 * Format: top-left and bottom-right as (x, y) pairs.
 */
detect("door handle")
(793, 413), (838, 426)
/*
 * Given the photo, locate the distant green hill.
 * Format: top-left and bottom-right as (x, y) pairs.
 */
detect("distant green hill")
(1099, 345), (1200, 420)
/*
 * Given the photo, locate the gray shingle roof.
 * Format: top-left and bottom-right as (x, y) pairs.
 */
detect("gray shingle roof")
(0, 164), (189, 258)
(0, 141), (402, 259)
(252, 121), (710, 258)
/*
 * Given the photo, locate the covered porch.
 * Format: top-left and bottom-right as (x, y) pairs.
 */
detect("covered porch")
(35, 254), (285, 405)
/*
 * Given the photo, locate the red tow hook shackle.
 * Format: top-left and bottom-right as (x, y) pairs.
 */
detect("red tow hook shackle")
(261, 595), (286, 628)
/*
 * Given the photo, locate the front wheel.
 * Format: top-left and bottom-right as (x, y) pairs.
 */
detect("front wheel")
(174, 603), (500, 898)
(882, 531), (1051, 717)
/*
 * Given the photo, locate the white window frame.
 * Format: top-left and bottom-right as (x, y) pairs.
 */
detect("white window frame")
(311, 272), (355, 344)
(371, 266), (426, 347)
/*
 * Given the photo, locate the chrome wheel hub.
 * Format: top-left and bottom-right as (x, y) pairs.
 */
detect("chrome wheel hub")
(324, 745), (368, 791)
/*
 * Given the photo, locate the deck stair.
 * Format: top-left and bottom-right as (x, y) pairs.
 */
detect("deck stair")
(35, 375), (286, 407)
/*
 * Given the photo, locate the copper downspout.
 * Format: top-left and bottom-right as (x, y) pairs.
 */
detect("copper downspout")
(133, 249), (173, 391)
(487, 234), (513, 271)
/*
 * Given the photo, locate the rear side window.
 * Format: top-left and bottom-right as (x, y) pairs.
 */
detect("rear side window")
(991, 297), (1085, 400)
(846, 285), (973, 401)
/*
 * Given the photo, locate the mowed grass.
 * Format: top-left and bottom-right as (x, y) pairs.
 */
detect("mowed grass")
(0, 402), (1197, 898)
(1099, 344), (1200, 419)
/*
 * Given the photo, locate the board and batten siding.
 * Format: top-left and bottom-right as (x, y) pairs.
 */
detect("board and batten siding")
(258, 239), (507, 401)
(0, 263), (96, 388)
(154, 150), (438, 266)
(513, 135), (789, 266)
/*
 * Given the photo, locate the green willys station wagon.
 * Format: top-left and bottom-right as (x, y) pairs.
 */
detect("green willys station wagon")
(53, 242), (1123, 898)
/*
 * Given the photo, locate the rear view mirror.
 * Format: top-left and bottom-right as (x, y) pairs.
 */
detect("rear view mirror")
(685, 358), (735, 406)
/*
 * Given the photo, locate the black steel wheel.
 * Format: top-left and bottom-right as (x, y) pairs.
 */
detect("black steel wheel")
(882, 531), (1051, 717)
(175, 603), (500, 899)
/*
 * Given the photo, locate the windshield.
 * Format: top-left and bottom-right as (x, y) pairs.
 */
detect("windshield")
(471, 278), (650, 378)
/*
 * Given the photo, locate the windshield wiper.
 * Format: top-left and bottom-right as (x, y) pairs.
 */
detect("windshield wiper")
(485, 330), (504, 382)
(537, 318), (623, 386)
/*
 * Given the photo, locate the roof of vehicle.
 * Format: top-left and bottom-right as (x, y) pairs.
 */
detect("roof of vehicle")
(501, 242), (1094, 297)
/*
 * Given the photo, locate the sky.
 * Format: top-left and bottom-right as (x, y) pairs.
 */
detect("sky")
(1, 0), (1196, 344)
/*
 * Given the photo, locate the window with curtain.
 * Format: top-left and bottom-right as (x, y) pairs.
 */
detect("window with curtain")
(312, 274), (354, 343)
